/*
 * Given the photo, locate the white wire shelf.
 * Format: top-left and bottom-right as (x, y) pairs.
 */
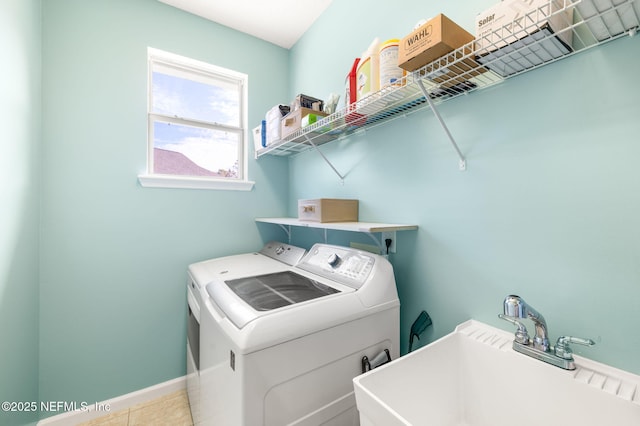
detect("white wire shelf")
(255, 0), (639, 160)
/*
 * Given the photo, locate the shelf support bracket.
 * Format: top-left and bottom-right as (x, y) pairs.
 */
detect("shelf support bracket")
(276, 224), (292, 244)
(416, 79), (467, 171)
(303, 133), (346, 183)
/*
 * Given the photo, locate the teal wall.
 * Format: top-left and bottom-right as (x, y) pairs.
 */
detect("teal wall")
(288, 0), (640, 374)
(4, 1), (640, 423)
(0, 0), (41, 425)
(39, 0), (289, 416)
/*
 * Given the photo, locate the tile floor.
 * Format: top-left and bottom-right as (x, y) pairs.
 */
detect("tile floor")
(77, 389), (193, 426)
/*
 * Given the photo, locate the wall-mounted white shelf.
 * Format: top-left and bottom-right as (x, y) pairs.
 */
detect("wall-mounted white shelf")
(255, 0), (639, 177)
(255, 217), (418, 253)
(256, 217), (418, 232)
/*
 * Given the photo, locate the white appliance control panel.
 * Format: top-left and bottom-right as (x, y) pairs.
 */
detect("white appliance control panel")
(259, 241), (307, 266)
(297, 244), (375, 289)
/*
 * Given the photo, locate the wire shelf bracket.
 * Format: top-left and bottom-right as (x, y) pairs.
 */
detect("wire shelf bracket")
(303, 133), (346, 183)
(416, 79), (467, 171)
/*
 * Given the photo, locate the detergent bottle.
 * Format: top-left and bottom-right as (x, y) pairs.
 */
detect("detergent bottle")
(379, 39), (407, 88)
(356, 38), (380, 101)
(345, 58), (360, 108)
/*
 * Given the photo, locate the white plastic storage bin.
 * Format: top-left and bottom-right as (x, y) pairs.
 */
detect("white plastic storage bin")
(265, 104), (290, 146)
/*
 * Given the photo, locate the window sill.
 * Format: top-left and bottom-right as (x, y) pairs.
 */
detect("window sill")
(138, 174), (255, 191)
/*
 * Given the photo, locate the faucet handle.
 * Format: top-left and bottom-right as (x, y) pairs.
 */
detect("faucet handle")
(498, 314), (530, 345)
(554, 336), (596, 360)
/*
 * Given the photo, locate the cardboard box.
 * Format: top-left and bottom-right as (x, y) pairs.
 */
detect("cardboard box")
(281, 108), (329, 140)
(399, 14), (475, 72)
(475, 0), (573, 76)
(298, 199), (359, 223)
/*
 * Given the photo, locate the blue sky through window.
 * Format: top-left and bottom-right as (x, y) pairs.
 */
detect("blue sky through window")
(152, 72), (239, 125)
(151, 71), (241, 176)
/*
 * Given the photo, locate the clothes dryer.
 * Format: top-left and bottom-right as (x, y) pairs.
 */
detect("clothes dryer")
(187, 241), (306, 424)
(197, 242), (399, 425)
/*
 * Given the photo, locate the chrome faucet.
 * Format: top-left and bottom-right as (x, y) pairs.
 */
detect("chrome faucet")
(502, 295), (550, 351)
(499, 295), (595, 370)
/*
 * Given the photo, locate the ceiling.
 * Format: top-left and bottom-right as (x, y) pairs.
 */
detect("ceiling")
(158, 0), (333, 49)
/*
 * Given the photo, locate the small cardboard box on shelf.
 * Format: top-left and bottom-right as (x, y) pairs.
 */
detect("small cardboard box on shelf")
(399, 14), (475, 72)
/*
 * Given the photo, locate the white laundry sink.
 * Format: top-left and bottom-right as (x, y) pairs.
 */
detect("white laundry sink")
(353, 320), (640, 426)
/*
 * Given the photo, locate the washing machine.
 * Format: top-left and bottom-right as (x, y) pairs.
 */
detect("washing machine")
(187, 241), (307, 424)
(197, 242), (400, 426)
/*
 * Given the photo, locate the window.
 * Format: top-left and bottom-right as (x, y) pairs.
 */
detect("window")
(138, 48), (253, 190)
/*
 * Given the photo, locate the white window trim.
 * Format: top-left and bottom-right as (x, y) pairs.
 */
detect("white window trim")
(138, 48), (254, 191)
(137, 174), (254, 191)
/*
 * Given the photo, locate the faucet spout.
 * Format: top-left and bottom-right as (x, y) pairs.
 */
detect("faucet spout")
(503, 295), (549, 351)
(500, 294), (595, 370)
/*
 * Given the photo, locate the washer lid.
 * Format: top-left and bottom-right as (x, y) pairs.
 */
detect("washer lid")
(208, 270), (341, 328)
(226, 270), (340, 311)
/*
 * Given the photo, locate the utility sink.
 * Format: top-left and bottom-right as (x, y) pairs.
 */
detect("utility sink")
(353, 320), (640, 426)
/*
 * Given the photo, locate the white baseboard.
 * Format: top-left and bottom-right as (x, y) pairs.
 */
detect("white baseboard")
(37, 376), (186, 426)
